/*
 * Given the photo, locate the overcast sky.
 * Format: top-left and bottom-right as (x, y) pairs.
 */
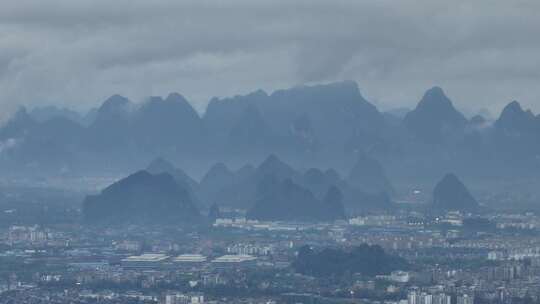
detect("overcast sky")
(1, 0), (539, 119)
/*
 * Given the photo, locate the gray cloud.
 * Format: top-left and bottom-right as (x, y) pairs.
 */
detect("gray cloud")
(0, 0), (539, 120)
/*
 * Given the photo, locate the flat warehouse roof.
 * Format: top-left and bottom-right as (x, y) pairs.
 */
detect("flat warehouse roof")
(173, 254), (207, 262)
(212, 255), (257, 263)
(122, 253), (170, 262)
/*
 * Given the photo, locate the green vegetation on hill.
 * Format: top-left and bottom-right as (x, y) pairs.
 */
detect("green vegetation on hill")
(293, 244), (408, 277)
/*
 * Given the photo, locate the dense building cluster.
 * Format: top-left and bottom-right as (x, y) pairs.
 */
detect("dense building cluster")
(0, 209), (539, 303)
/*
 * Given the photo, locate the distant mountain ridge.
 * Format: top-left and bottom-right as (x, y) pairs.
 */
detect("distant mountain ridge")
(432, 173), (479, 212)
(403, 87), (467, 143)
(146, 154), (394, 216)
(83, 170), (200, 225)
(1, 81), (539, 194)
(247, 176), (345, 222)
(82, 153), (392, 224)
(347, 153), (394, 195)
(146, 157), (203, 206)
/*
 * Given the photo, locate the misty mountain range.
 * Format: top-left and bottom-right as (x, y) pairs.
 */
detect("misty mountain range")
(148, 154), (391, 213)
(83, 153), (479, 224)
(1, 81), (539, 194)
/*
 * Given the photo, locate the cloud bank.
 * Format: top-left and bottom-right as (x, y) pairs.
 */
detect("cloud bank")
(0, 0), (539, 117)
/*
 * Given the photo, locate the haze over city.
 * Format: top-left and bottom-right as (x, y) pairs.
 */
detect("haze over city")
(0, 1), (539, 304)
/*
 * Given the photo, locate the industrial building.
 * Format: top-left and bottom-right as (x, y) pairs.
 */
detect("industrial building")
(172, 254), (207, 269)
(121, 253), (170, 270)
(211, 254), (257, 269)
